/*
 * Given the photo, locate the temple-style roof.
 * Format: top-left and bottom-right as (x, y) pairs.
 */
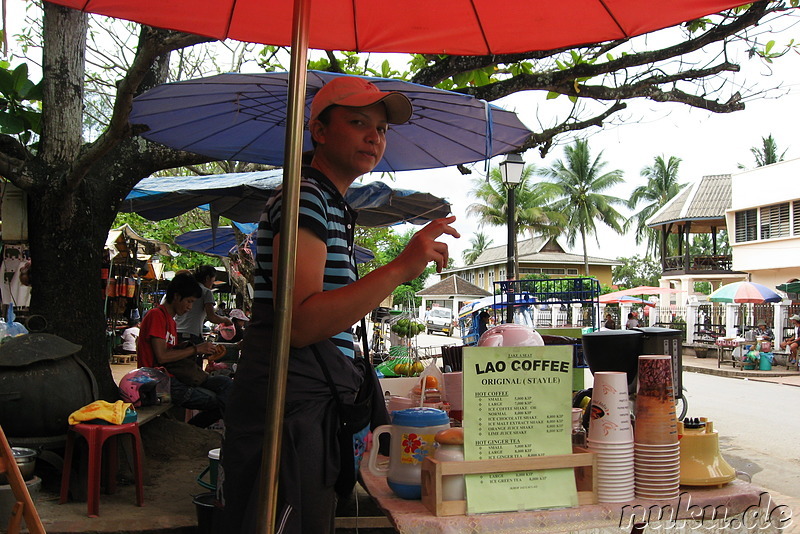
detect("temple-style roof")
(448, 236), (620, 271)
(646, 174), (731, 233)
(417, 275), (491, 297)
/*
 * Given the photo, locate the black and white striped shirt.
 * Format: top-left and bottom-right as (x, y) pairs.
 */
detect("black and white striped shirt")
(253, 167), (358, 358)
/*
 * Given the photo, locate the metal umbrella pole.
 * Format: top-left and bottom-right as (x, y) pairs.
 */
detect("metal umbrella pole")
(256, 0), (311, 531)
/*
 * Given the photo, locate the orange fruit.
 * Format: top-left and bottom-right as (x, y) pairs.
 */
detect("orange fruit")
(424, 375), (439, 388)
(411, 361), (425, 375)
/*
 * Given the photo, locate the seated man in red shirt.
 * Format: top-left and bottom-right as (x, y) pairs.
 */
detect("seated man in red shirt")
(138, 272), (233, 428)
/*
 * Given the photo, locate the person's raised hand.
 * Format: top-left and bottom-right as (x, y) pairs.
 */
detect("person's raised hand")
(393, 216), (459, 281)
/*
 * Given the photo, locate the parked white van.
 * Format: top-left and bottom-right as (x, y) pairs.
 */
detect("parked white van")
(426, 307), (454, 336)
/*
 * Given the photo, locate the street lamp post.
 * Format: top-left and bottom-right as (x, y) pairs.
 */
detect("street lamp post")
(499, 153), (525, 324)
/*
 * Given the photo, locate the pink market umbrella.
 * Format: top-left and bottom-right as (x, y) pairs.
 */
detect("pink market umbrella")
(42, 0), (755, 529)
(615, 286), (682, 297)
(708, 281), (783, 304)
(599, 293), (655, 306)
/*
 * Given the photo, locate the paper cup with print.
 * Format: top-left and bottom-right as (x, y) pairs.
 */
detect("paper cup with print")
(587, 372), (633, 443)
(634, 356), (679, 445)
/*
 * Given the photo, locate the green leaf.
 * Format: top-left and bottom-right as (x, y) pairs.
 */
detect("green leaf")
(12, 64), (30, 95)
(765, 40), (775, 54)
(0, 69), (15, 96)
(606, 53), (614, 61)
(19, 109), (42, 133)
(568, 95), (578, 103)
(473, 69), (491, 86)
(546, 91), (560, 100)
(452, 71), (473, 88)
(23, 81), (43, 102)
(0, 111), (25, 134)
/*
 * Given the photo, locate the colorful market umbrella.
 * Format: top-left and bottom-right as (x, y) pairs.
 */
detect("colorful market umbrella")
(124, 170), (452, 227)
(707, 281), (783, 304)
(130, 71), (533, 172)
(43, 0), (755, 527)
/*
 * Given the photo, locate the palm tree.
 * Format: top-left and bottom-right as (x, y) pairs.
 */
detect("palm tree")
(462, 232), (493, 265)
(466, 164), (564, 275)
(539, 139), (626, 275)
(739, 134), (788, 169)
(467, 165), (563, 236)
(627, 155), (687, 255)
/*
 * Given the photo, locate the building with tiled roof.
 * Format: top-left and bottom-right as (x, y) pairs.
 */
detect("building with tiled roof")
(439, 236), (620, 294)
(416, 275), (491, 324)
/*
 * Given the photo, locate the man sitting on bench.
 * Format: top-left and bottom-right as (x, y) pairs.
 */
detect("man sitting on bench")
(780, 314), (800, 366)
(138, 272), (232, 428)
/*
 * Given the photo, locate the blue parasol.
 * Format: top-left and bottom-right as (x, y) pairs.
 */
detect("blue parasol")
(129, 71), (533, 173)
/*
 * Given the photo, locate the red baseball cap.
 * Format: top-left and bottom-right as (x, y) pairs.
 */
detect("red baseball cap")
(310, 76), (412, 125)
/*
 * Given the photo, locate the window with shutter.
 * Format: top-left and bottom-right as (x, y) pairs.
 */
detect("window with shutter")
(759, 203), (790, 239)
(794, 200), (800, 236)
(735, 209), (757, 242)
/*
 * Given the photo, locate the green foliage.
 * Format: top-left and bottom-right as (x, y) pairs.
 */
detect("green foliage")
(355, 226), (403, 278)
(462, 232), (493, 265)
(0, 62), (42, 146)
(392, 284), (420, 309)
(539, 139), (626, 274)
(466, 164), (564, 240)
(612, 255), (662, 288)
(690, 231), (731, 256)
(743, 134), (788, 168)
(627, 155), (686, 255)
(113, 211), (223, 271)
(694, 281), (712, 295)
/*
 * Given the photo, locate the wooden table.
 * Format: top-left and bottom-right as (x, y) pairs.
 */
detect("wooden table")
(715, 338), (748, 368)
(360, 452), (786, 534)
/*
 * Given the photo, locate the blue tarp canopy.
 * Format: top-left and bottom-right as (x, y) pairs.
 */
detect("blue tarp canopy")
(122, 170), (451, 227)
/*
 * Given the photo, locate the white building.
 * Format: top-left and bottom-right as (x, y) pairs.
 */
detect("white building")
(725, 157), (800, 289)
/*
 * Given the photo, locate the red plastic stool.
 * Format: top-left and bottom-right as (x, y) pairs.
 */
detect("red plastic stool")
(59, 422), (145, 517)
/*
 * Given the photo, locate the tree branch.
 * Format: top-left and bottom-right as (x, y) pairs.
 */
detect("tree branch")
(519, 102), (628, 157)
(67, 27), (213, 191)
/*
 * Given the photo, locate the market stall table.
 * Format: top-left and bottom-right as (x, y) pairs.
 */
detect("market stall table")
(360, 451), (785, 534)
(715, 338), (748, 368)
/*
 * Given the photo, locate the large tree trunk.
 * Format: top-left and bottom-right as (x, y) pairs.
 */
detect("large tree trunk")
(27, 181), (119, 398)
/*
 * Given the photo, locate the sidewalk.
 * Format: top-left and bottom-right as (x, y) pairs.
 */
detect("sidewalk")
(681, 353), (800, 387)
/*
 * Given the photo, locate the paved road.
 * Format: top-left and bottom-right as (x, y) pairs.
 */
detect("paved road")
(681, 372), (800, 499)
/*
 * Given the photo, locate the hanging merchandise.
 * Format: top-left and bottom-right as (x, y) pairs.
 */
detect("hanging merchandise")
(106, 279), (117, 298)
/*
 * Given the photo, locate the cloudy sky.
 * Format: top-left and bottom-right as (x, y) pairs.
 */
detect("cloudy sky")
(390, 38), (800, 266)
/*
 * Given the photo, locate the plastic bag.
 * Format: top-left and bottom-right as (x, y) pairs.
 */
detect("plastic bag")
(4, 304), (28, 337)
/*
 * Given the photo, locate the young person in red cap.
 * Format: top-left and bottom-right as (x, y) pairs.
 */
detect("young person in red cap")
(220, 76), (459, 533)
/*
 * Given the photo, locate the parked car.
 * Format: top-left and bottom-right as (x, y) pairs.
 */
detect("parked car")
(426, 307), (454, 336)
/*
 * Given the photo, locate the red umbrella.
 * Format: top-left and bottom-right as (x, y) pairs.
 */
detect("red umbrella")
(42, 0), (753, 529)
(47, 0), (752, 54)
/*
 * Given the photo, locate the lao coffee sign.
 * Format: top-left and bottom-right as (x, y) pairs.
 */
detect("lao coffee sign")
(462, 345), (577, 514)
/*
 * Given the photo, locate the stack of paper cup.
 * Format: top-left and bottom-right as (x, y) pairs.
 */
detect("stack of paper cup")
(634, 355), (680, 499)
(586, 371), (634, 502)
